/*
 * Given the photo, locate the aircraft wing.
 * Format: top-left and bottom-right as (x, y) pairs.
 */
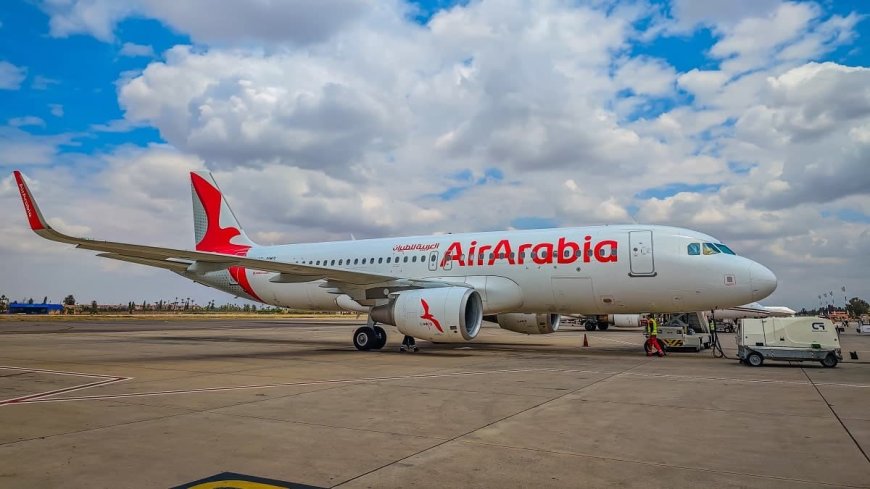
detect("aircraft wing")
(13, 171), (397, 286)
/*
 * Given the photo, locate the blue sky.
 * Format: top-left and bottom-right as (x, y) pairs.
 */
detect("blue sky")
(1, 0), (869, 309)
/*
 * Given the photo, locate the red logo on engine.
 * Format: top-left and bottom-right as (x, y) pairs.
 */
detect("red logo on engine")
(420, 299), (443, 333)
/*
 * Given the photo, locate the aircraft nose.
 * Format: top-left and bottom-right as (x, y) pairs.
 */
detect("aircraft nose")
(749, 262), (777, 301)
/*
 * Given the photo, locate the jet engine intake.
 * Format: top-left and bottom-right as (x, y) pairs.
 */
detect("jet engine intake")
(493, 313), (560, 335)
(370, 287), (483, 342)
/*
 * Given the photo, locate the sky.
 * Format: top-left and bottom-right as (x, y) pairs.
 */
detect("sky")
(0, 0), (868, 311)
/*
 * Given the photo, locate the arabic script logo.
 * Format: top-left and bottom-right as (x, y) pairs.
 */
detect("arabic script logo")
(420, 299), (443, 333)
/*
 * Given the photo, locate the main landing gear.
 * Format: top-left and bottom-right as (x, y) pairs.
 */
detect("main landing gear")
(352, 324), (387, 351)
(353, 317), (420, 353)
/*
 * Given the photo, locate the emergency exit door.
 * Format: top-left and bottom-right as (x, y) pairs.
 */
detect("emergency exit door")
(629, 230), (655, 277)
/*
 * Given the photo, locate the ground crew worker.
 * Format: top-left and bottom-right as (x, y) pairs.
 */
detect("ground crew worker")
(645, 316), (665, 357)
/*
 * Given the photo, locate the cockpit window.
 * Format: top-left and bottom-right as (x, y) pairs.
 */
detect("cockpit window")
(716, 243), (736, 255)
(687, 243), (700, 256)
(702, 243), (720, 255)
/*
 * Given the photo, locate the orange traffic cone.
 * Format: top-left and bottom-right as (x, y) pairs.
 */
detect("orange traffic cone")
(582, 334), (589, 347)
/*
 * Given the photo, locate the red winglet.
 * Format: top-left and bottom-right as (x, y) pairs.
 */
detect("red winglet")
(13, 171), (47, 231)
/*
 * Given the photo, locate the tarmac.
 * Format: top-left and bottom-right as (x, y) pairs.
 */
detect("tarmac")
(0, 317), (868, 488)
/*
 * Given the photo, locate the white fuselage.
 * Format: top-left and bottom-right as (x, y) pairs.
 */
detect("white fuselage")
(185, 224), (777, 316)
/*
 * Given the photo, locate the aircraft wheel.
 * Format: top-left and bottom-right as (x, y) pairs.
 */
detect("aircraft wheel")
(597, 323), (609, 331)
(584, 322), (596, 331)
(820, 354), (838, 368)
(372, 326), (387, 350)
(746, 352), (764, 367)
(353, 326), (375, 351)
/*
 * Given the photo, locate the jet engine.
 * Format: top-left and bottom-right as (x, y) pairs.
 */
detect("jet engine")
(492, 313), (560, 335)
(370, 287), (483, 342)
(584, 314), (642, 331)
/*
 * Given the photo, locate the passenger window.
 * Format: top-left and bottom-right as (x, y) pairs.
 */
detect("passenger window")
(403, 256), (409, 263)
(430, 254), (436, 261)
(331, 260), (335, 266)
(412, 256), (417, 263)
(687, 243), (700, 256)
(361, 258), (366, 264)
(386, 257), (391, 263)
(338, 259), (343, 265)
(703, 243), (720, 255)
(378, 257), (383, 264)
(354, 258), (359, 265)
(370, 257), (374, 263)
(316, 260), (320, 265)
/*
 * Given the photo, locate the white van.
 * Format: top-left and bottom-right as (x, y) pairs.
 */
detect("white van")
(737, 317), (841, 368)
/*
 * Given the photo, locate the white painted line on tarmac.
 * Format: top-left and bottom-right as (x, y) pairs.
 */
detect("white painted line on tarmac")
(4, 364), (867, 407)
(5, 367), (586, 405)
(0, 365), (131, 406)
(622, 371), (870, 389)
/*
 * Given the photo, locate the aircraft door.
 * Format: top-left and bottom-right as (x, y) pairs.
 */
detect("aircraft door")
(629, 230), (656, 277)
(428, 251), (438, 271)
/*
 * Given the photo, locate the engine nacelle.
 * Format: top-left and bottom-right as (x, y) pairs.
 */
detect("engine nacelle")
(494, 313), (560, 335)
(611, 314), (642, 328)
(370, 287), (483, 342)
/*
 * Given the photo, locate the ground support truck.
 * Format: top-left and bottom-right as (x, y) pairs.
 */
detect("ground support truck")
(737, 317), (841, 368)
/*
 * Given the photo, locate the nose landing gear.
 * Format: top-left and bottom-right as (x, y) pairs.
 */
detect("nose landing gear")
(400, 335), (418, 353)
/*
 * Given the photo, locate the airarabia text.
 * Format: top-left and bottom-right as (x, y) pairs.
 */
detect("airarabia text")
(439, 237), (618, 267)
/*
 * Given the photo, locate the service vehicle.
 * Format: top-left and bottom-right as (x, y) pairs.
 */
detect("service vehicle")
(737, 317), (841, 367)
(644, 312), (712, 352)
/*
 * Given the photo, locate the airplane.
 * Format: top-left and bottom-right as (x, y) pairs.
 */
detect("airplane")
(711, 302), (796, 321)
(580, 302), (796, 331)
(13, 170), (778, 351)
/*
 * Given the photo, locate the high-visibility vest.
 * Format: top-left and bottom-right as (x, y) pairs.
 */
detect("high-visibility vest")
(646, 318), (659, 336)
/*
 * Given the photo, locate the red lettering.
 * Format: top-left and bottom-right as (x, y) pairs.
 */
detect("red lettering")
(477, 245), (491, 266)
(441, 241), (464, 267)
(468, 240), (477, 267)
(583, 236), (592, 263)
(557, 237), (578, 264)
(489, 239), (515, 265)
(532, 243), (553, 265)
(438, 236), (617, 268)
(594, 240), (618, 262)
(517, 243), (532, 265)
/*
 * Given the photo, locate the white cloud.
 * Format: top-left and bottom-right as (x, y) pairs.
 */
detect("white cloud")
(42, 0), (136, 41)
(0, 127), (69, 165)
(669, 0), (783, 30)
(31, 75), (61, 90)
(0, 61), (26, 90)
(8, 116), (46, 128)
(119, 42), (154, 57)
(41, 0), (373, 44)
(49, 104), (64, 117)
